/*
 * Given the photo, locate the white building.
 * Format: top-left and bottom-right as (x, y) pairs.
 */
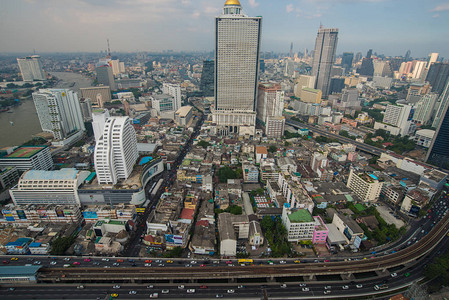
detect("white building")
(9, 168), (90, 206)
(162, 83), (182, 111)
(413, 93), (438, 126)
(174, 106), (193, 127)
(281, 204), (315, 242)
(411, 61), (426, 80)
(32, 89), (85, 141)
(380, 103), (414, 136)
(17, 55), (46, 81)
(151, 94), (176, 114)
(0, 146), (53, 171)
(212, 0), (261, 137)
(346, 169), (383, 202)
(414, 129), (435, 148)
(256, 83), (285, 138)
(94, 116), (138, 185)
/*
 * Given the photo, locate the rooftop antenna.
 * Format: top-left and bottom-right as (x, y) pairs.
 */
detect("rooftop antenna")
(319, 22), (323, 29)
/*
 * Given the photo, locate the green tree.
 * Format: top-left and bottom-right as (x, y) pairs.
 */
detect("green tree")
(339, 130), (350, 138)
(50, 236), (76, 255)
(268, 145), (277, 153)
(227, 205), (242, 215)
(198, 140), (210, 149)
(217, 166), (238, 183)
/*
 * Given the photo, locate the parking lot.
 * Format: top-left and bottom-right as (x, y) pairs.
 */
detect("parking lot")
(376, 205), (405, 228)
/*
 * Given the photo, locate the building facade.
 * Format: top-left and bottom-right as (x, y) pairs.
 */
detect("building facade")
(80, 86), (112, 107)
(346, 169), (383, 202)
(256, 83), (285, 138)
(0, 146), (53, 171)
(162, 83), (182, 112)
(426, 98), (449, 169)
(212, 0), (262, 137)
(17, 55), (46, 81)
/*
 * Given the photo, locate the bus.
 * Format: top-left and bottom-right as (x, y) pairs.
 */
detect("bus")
(374, 284), (388, 291)
(238, 259), (254, 265)
(151, 179), (164, 197)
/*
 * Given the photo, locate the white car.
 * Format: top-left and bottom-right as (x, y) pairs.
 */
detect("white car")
(324, 290), (331, 294)
(63, 258), (70, 261)
(161, 290), (169, 294)
(356, 284), (363, 288)
(227, 289), (235, 293)
(50, 261), (57, 265)
(299, 283), (307, 287)
(280, 284), (287, 288)
(279, 260), (286, 264)
(324, 286), (331, 290)
(342, 285), (349, 290)
(178, 285), (185, 289)
(113, 285), (120, 289)
(391, 273), (398, 277)
(302, 288), (310, 292)
(187, 289), (195, 293)
(129, 291), (137, 295)
(102, 258), (110, 262)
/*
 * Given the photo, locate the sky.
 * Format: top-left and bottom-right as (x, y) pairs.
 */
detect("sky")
(1, 0), (449, 58)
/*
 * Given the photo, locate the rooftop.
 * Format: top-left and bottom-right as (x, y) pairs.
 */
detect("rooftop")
(4, 146), (46, 159)
(22, 168), (79, 181)
(288, 208), (314, 223)
(0, 265), (42, 277)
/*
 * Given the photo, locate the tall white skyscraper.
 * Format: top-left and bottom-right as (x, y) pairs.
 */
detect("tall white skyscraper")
(311, 27), (338, 98)
(212, 0), (262, 136)
(94, 116), (138, 185)
(257, 83), (285, 138)
(162, 83), (181, 111)
(17, 55), (46, 81)
(32, 89), (85, 140)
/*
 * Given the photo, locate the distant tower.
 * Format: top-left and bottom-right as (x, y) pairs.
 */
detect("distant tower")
(17, 55), (46, 81)
(106, 39), (111, 59)
(95, 64), (116, 90)
(404, 50), (411, 61)
(311, 27), (339, 98)
(212, 0), (262, 136)
(290, 42), (293, 58)
(366, 49), (373, 59)
(200, 60), (215, 97)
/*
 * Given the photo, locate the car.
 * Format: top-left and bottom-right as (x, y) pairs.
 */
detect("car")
(64, 258), (71, 261)
(191, 261), (197, 264)
(149, 293), (159, 298)
(200, 285), (208, 289)
(225, 260), (232, 264)
(294, 260), (301, 264)
(11, 257), (18, 261)
(280, 284), (287, 288)
(33, 261), (41, 265)
(93, 262), (100, 266)
(77, 285), (85, 289)
(8, 287), (15, 291)
(216, 294), (224, 298)
(166, 260), (173, 263)
(113, 285), (120, 289)
(84, 258), (91, 262)
(391, 273), (398, 277)
(324, 259), (330, 262)
(324, 290), (331, 294)
(111, 294), (118, 298)
(162, 289), (169, 294)
(145, 263), (151, 267)
(302, 288), (310, 292)
(404, 272), (411, 277)
(102, 258), (110, 262)
(280, 260), (286, 264)
(50, 261), (57, 265)
(299, 283), (307, 287)
(227, 289), (235, 293)
(116, 259), (123, 263)
(147, 285), (154, 289)
(129, 291), (137, 295)
(73, 261), (81, 265)
(178, 285), (185, 289)
(158, 263), (165, 267)
(324, 286), (331, 290)
(185, 264), (191, 267)
(200, 264), (206, 267)
(187, 289), (195, 293)
(342, 285), (349, 290)
(237, 285), (245, 289)
(145, 259), (152, 263)
(267, 260), (274, 265)
(356, 284), (363, 288)
(113, 263), (120, 266)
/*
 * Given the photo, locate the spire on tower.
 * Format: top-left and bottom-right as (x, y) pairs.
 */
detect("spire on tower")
(107, 39), (111, 58)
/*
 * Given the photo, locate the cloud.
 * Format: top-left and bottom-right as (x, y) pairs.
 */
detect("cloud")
(248, 0), (259, 8)
(430, 3), (449, 12)
(433, 13), (440, 18)
(286, 4), (294, 13)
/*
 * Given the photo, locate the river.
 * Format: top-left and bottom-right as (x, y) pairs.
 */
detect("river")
(0, 72), (93, 148)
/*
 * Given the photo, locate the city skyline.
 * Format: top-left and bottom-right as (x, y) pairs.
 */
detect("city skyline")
(1, 0), (449, 58)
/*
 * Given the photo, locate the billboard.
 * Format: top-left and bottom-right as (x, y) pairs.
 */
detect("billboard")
(56, 209), (65, 218)
(16, 210), (27, 220)
(353, 235), (362, 249)
(83, 211), (98, 219)
(166, 234), (183, 245)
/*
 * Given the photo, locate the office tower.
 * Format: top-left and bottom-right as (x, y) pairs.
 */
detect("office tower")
(373, 61), (392, 77)
(79, 98), (93, 122)
(432, 79), (449, 128)
(413, 93), (438, 125)
(294, 75), (316, 98)
(162, 83), (181, 111)
(290, 42), (293, 58)
(212, 0), (262, 136)
(32, 89), (85, 141)
(404, 50), (411, 61)
(341, 52), (354, 73)
(92, 109), (110, 142)
(80, 86), (112, 107)
(389, 57), (404, 72)
(200, 60), (214, 97)
(119, 62), (125, 73)
(259, 59), (265, 73)
(427, 53), (439, 69)
(426, 97), (449, 169)
(311, 27), (338, 98)
(358, 58), (374, 76)
(426, 63), (449, 95)
(257, 83), (285, 138)
(412, 61), (427, 80)
(111, 59), (122, 76)
(94, 116), (138, 185)
(16, 55), (46, 81)
(285, 60), (295, 77)
(383, 103), (414, 136)
(96, 65), (116, 90)
(354, 52), (362, 63)
(366, 49), (373, 59)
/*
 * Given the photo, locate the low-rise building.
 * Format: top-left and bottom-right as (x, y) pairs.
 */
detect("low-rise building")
(332, 212), (364, 249)
(312, 216), (329, 244)
(281, 204), (315, 242)
(0, 146), (53, 171)
(218, 213), (249, 257)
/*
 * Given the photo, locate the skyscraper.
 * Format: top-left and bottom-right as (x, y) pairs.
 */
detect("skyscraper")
(311, 27), (338, 98)
(426, 63), (449, 95)
(341, 52), (354, 74)
(432, 79), (449, 128)
(32, 89), (85, 141)
(426, 98), (449, 169)
(212, 0), (262, 136)
(257, 83), (285, 139)
(200, 60), (214, 97)
(17, 55), (46, 81)
(96, 64), (116, 90)
(162, 83), (182, 111)
(94, 116), (138, 185)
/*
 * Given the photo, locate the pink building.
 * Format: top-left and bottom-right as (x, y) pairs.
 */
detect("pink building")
(312, 216), (329, 244)
(347, 151), (357, 161)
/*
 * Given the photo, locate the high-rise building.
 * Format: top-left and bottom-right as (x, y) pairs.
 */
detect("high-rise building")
(96, 65), (116, 90)
(358, 58), (374, 76)
(79, 98), (93, 122)
(110, 59), (125, 76)
(257, 83), (285, 138)
(17, 55), (46, 81)
(94, 116), (138, 185)
(354, 52), (362, 63)
(212, 0), (262, 136)
(426, 97), (449, 169)
(426, 63), (449, 95)
(427, 53), (439, 69)
(404, 50), (411, 61)
(151, 94), (176, 114)
(162, 83), (181, 111)
(432, 79), (449, 128)
(366, 49), (373, 59)
(294, 75), (316, 98)
(329, 77), (345, 94)
(413, 93), (438, 126)
(200, 60), (214, 97)
(80, 86), (112, 107)
(341, 52), (354, 73)
(382, 103), (414, 136)
(311, 27), (338, 97)
(411, 61), (427, 80)
(32, 89), (85, 141)
(347, 169), (383, 202)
